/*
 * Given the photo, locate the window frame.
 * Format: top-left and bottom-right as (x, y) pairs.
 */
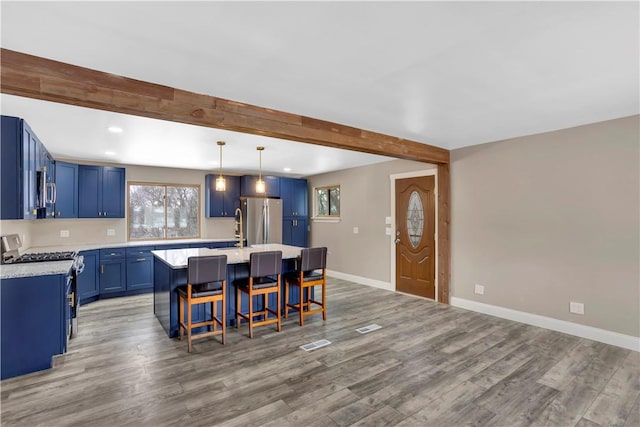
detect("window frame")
(127, 181), (201, 241)
(312, 184), (341, 221)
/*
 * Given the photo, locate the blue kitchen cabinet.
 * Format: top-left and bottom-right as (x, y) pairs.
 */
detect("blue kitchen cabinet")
(283, 218), (307, 247)
(240, 175), (280, 198)
(281, 178), (308, 218)
(126, 246), (154, 291)
(54, 161), (79, 218)
(205, 174), (240, 217)
(78, 165), (125, 218)
(1, 273), (70, 380)
(99, 248), (126, 294)
(281, 178), (308, 247)
(77, 250), (99, 303)
(1, 116), (39, 219)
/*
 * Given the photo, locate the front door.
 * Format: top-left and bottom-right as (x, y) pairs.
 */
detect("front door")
(395, 176), (436, 299)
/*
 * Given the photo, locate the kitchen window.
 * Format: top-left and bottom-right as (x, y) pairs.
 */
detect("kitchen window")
(128, 183), (200, 240)
(314, 185), (340, 219)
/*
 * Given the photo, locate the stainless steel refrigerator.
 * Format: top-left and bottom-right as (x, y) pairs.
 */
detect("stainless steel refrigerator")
(241, 198), (283, 245)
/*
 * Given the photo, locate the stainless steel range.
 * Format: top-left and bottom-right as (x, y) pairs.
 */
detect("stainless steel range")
(1, 234), (84, 338)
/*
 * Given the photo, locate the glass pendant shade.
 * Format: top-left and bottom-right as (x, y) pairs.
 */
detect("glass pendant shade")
(256, 146), (266, 194)
(215, 140), (226, 192)
(215, 176), (226, 191)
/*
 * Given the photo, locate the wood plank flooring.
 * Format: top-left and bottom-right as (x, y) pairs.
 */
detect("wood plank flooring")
(1, 278), (638, 426)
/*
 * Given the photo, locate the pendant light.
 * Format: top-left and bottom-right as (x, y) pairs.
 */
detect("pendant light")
(256, 146), (266, 194)
(215, 141), (226, 191)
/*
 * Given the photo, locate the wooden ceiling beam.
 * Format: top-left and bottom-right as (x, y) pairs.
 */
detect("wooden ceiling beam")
(0, 48), (449, 164)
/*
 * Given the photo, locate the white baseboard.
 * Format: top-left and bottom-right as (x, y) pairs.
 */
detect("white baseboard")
(451, 297), (640, 352)
(326, 270), (393, 292)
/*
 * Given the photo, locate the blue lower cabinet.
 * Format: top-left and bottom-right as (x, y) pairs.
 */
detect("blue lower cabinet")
(77, 250), (99, 304)
(283, 219), (307, 247)
(99, 249), (126, 294)
(1, 273), (69, 380)
(126, 255), (153, 291)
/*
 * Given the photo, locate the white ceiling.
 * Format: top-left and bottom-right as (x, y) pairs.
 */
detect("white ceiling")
(1, 1), (638, 175)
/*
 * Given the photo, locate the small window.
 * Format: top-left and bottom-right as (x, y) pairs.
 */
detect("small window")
(314, 185), (340, 218)
(128, 183), (200, 240)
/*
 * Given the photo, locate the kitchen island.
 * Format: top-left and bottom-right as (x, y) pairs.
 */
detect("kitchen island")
(152, 244), (304, 338)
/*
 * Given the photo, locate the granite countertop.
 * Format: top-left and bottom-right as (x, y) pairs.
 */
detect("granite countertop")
(152, 244), (304, 269)
(1, 238), (239, 280)
(1, 260), (75, 280)
(21, 237), (239, 254)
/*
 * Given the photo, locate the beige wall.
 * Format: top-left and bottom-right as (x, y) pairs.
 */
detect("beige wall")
(450, 115), (639, 337)
(308, 159), (436, 285)
(0, 162), (236, 249)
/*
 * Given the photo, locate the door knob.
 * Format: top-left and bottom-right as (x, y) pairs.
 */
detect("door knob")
(395, 239), (400, 244)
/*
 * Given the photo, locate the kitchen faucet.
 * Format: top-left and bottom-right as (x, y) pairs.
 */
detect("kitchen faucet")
(235, 207), (244, 248)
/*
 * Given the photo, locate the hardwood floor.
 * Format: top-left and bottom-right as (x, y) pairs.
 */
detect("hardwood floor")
(1, 278), (638, 426)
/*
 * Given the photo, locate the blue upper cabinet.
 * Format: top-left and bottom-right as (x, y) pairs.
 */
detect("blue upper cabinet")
(0, 115), (49, 219)
(78, 165), (125, 218)
(54, 162), (78, 218)
(205, 174), (240, 217)
(281, 178), (308, 218)
(240, 175), (280, 198)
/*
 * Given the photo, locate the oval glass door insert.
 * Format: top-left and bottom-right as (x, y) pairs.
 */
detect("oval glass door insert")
(407, 191), (424, 248)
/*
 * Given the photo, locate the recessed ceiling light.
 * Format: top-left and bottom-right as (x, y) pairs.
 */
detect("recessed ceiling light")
(105, 151), (116, 156)
(108, 126), (123, 133)
(283, 167), (292, 172)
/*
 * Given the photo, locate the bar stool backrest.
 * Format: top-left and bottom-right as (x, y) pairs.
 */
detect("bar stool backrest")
(249, 251), (282, 277)
(188, 255), (227, 285)
(300, 247), (327, 272)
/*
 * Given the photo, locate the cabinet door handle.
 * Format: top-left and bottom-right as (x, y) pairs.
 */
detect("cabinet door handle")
(136, 258), (146, 262)
(101, 265), (104, 274)
(98, 212), (102, 216)
(68, 292), (75, 307)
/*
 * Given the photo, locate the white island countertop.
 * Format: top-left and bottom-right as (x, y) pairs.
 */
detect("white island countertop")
(152, 244), (304, 269)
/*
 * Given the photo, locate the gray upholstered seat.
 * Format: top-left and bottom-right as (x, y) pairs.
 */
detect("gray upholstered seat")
(177, 255), (228, 352)
(285, 247), (328, 326)
(234, 250), (283, 338)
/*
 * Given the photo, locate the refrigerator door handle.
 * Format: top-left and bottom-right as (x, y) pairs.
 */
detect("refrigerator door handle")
(265, 203), (270, 243)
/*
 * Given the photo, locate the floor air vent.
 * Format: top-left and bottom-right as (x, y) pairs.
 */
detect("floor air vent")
(300, 339), (331, 352)
(356, 324), (382, 334)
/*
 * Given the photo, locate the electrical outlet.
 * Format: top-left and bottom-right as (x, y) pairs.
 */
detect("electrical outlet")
(569, 302), (585, 315)
(107, 228), (115, 236)
(474, 284), (485, 295)
(385, 216), (392, 225)
(385, 227), (391, 235)
(353, 227), (359, 234)
(59, 230), (69, 238)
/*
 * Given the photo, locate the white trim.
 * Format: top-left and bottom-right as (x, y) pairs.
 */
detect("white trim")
(326, 270), (393, 292)
(389, 169), (438, 296)
(311, 217), (341, 223)
(451, 297), (640, 352)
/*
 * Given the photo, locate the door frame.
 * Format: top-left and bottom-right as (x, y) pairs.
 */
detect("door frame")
(390, 169), (438, 300)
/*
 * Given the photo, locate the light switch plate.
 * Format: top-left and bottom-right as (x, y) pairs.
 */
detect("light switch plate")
(353, 227), (359, 234)
(385, 227), (391, 235)
(385, 216), (392, 224)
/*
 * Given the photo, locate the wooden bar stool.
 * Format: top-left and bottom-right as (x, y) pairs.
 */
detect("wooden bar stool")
(234, 251), (282, 338)
(177, 255), (227, 352)
(285, 247), (327, 326)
